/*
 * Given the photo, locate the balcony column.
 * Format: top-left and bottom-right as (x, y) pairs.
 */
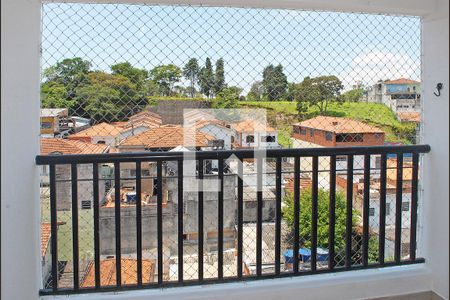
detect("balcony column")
(1, 0), (42, 299)
(421, 4), (449, 299)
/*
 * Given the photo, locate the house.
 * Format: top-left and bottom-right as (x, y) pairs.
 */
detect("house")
(119, 111), (163, 140)
(67, 122), (123, 146)
(367, 78), (421, 113)
(292, 116), (385, 174)
(40, 138), (109, 210)
(40, 108), (68, 137)
(231, 119), (280, 149)
(195, 119), (235, 150)
(117, 125), (214, 152)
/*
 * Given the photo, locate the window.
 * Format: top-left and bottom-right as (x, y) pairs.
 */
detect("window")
(261, 135), (276, 143)
(310, 129), (315, 137)
(41, 122), (53, 129)
(325, 132), (333, 141)
(402, 202), (410, 211)
(300, 128), (307, 135)
(336, 155), (347, 162)
(369, 207), (375, 216)
(336, 133), (364, 143)
(246, 135), (255, 143)
(97, 140), (106, 144)
(386, 203), (391, 215)
(81, 200), (91, 209)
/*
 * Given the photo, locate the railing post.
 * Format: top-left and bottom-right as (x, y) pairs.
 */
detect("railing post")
(293, 156), (300, 274)
(328, 155), (336, 270)
(71, 163), (79, 290)
(395, 154), (404, 263)
(345, 155), (354, 268)
(49, 164), (58, 292)
(362, 155), (371, 267)
(93, 163), (101, 288)
(114, 162), (122, 287)
(136, 161), (143, 286)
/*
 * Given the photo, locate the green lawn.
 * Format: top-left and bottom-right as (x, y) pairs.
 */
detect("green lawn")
(41, 197), (94, 261)
(240, 101), (417, 145)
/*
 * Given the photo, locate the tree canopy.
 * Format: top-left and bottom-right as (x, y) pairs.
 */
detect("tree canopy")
(150, 64), (182, 96)
(199, 58), (215, 98)
(262, 64), (288, 101)
(294, 75), (344, 115)
(183, 58), (200, 98)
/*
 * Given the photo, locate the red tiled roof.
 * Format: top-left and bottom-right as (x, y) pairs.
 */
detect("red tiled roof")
(119, 126), (213, 149)
(69, 122), (122, 138)
(231, 119), (276, 133)
(295, 116), (384, 134)
(124, 111), (162, 129)
(41, 223), (51, 257)
(284, 177), (312, 194)
(40, 138), (108, 155)
(384, 78), (420, 84)
(81, 258), (155, 287)
(397, 112), (421, 123)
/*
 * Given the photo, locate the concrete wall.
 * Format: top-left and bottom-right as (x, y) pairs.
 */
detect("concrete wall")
(148, 100), (211, 124)
(54, 164), (106, 210)
(98, 175), (237, 254)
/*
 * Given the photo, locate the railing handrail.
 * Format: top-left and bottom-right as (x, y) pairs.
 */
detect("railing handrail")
(36, 144), (431, 165)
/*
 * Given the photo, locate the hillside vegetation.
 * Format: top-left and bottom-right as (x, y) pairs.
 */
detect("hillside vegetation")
(240, 101), (417, 147)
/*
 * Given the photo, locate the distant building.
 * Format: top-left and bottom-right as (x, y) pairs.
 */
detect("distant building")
(366, 78), (421, 113)
(397, 111), (421, 143)
(40, 108), (69, 137)
(40, 138), (109, 210)
(68, 122), (123, 146)
(231, 119), (280, 149)
(292, 116), (385, 173)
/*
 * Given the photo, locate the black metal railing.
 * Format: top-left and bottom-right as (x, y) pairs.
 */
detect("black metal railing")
(36, 145), (430, 295)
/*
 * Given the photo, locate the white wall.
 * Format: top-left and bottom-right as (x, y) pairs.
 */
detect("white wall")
(1, 0), (42, 300)
(421, 3), (449, 298)
(1, 0), (448, 300)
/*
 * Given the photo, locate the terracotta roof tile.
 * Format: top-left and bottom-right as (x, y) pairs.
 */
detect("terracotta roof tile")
(41, 223), (51, 257)
(69, 122), (122, 138)
(295, 116), (384, 134)
(284, 177), (312, 194)
(40, 138), (108, 155)
(81, 258), (155, 287)
(384, 78), (420, 85)
(119, 127), (213, 149)
(124, 111), (162, 129)
(231, 119), (276, 133)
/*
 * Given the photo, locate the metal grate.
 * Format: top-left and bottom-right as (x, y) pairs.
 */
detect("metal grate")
(39, 3), (424, 294)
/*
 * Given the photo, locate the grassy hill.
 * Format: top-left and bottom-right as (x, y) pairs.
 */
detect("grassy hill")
(239, 101), (417, 147)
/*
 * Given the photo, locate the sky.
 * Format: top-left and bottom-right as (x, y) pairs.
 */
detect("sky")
(41, 3), (421, 93)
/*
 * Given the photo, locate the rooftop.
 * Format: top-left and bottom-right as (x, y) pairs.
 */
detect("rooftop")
(40, 138), (108, 155)
(40, 108), (68, 117)
(119, 126), (214, 149)
(81, 258), (155, 287)
(231, 119), (276, 133)
(384, 78), (420, 85)
(41, 223), (51, 257)
(69, 122), (123, 138)
(295, 116), (384, 134)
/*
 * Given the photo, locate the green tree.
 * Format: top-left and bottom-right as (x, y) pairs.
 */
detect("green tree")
(150, 64), (182, 96)
(76, 71), (138, 121)
(247, 81), (264, 101)
(283, 188), (358, 251)
(214, 58), (225, 94)
(262, 64), (288, 101)
(43, 57), (91, 98)
(199, 58), (215, 99)
(41, 82), (74, 110)
(111, 62), (148, 88)
(183, 58), (200, 98)
(294, 75), (343, 114)
(212, 87), (239, 109)
(342, 88), (365, 102)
